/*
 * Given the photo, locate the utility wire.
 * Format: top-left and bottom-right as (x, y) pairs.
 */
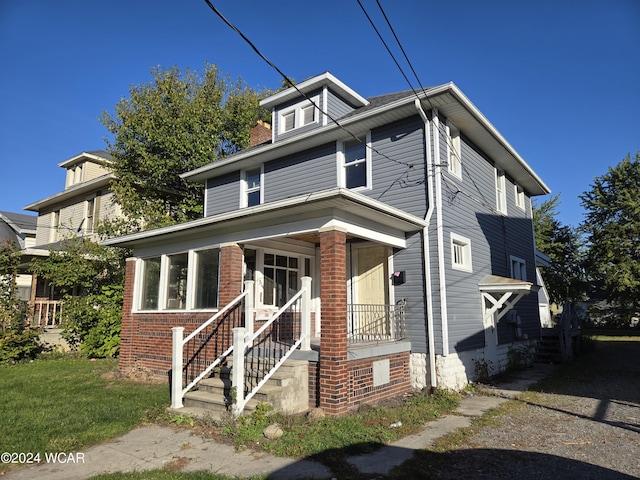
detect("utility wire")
(202, 0), (415, 169)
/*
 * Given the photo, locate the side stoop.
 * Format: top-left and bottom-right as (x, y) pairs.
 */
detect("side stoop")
(175, 359), (309, 419)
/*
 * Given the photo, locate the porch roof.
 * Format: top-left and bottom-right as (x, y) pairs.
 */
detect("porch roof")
(102, 187), (427, 250)
(478, 275), (539, 295)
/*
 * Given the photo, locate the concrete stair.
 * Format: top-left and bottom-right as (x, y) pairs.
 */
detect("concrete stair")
(179, 358), (309, 418)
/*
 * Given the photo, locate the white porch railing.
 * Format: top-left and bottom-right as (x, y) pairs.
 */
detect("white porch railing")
(232, 276), (311, 416)
(171, 277), (312, 414)
(32, 299), (62, 327)
(171, 282), (253, 409)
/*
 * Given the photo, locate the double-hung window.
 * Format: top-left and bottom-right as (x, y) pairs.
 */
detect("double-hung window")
(339, 132), (371, 190)
(495, 169), (507, 214)
(447, 120), (462, 178)
(510, 256), (527, 281)
(515, 185), (525, 210)
(242, 167), (263, 207)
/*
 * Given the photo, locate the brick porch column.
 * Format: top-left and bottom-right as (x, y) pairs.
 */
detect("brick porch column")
(318, 226), (349, 415)
(218, 243), (244, 306)
(118, 257), (136, 374)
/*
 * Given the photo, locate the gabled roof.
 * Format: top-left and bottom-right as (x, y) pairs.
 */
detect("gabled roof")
(260, 72), (369, 110)
(58, 150), (113, 169)
(184, 78), (550, 196)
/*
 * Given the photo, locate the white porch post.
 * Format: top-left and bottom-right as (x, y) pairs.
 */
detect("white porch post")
(244, 280), (254, 334)
(171, 326), (184, 409)
(232, 327), (246, 417)
(300, 276), (312, 351)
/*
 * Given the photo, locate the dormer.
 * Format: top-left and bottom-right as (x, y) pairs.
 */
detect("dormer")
(260, 72), (369, 143)
(60, 150), (113, 189)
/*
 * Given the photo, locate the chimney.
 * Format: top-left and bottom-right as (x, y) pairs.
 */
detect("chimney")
(249, 120), (272, 147)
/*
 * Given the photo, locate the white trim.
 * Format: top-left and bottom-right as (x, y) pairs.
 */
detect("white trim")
(240, 165), (264, 208)
(450, 232), (472, 272)
(322, 86), (328, 127)
(337, 131), (372, 191)
(515, 184), (525, 210)
(446, 119), (462, 179)
(495, 168), (507, 214)
(510, 255), (527, 281)
(278, 95), (320, 134)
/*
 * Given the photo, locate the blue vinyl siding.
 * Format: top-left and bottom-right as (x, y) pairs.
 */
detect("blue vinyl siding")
(205, 172), (240, 216)
(327, 91), (356, 120)
(438, 116), (540, 353)
(264, 143), (336, 202)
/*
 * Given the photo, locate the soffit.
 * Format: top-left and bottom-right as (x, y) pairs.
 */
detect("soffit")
(102, 188), (426, 250)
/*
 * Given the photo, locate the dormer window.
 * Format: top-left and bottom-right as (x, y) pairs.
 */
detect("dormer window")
(279, 96), (319, 134)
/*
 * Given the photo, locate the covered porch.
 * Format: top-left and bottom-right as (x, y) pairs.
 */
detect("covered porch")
(106, 188), (426, 415)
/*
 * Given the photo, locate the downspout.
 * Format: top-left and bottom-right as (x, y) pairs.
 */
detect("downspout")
(415, 99), (438, 388)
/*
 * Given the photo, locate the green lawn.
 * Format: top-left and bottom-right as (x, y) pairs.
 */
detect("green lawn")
(0, 357), (168, 472)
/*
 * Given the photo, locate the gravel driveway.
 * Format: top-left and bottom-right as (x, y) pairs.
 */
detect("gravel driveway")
(424, 337), (640, 480)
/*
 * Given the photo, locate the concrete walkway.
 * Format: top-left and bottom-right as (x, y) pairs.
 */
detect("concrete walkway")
(4, 364), (555, 480)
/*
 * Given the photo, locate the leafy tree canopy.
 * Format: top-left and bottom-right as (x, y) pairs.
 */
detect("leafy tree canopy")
(533, 194), (586, 304)
(579, 152), (640, 317)
(100, 63), (272, 229)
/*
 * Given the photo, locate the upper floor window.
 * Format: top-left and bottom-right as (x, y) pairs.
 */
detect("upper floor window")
(451, 232), (472, 272)
(338, 133), (371, 190)
(447, 120), (462, 178)
(242, 167), (263, 207)
(510, 255), (527, 281)
(50, 210), (60, 243)
(515, 185), (525, 210)
(85, 196), (97, 234)
(279, 96), (319, 134)
(495, 169), (507, 214)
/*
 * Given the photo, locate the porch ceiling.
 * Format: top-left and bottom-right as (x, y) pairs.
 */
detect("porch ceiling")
(102, 188), (426, 251)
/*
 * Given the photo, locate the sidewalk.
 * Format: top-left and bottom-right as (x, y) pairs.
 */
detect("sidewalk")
(4, 364), (555, 480)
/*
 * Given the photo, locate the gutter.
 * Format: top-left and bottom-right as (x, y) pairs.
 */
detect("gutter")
(415, 99), (438, 389)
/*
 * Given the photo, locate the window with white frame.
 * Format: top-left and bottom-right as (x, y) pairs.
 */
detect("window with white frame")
(85, 195), (97, 234)
(515, 185), (525, 210)
(447, 120), (462, 178)
(339, 133), (371, 190)
(194, 249), (220, 309)
(140, 257), (161, 310)
(263, 253), (300, 308)
(495, 168), (507, 214)
(451, 233), (472, 272)
(510, 255), (527, 281)
(165, 253), (188, 310)
(242, 167), (263, 207)
(137, 248), (220, 311)
(279, 96), (319, 134)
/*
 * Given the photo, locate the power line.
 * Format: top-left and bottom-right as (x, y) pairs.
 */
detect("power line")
(201, 0), (416, 170)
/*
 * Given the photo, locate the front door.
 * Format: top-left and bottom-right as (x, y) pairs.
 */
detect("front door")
(352, 245), (389, 339)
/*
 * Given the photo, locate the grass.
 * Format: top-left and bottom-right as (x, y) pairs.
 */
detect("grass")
(0, 356), (168, 472)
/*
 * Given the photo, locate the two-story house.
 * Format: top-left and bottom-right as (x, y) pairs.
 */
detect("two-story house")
(104, 72), (550, 416)
(0, 211), (37, 302)
(24, 150), (121, 325)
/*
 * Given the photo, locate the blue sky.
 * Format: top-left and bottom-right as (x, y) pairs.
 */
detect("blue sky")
(1, 0), (638, 227)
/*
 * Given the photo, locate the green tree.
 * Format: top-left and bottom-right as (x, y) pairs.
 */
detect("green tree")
(579, 152), (640, 327)
(0, 240), (44, 363)
(533, 194), (586, 304)
(100, 63), (271, 229)
(30, 236), (127, 357)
